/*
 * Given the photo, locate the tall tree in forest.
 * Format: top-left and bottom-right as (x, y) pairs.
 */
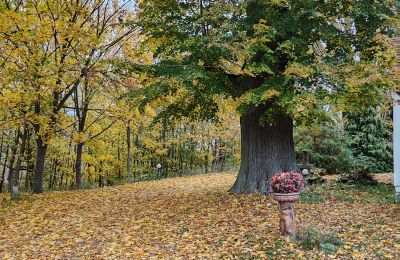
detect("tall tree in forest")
(131, 0), (398, 193)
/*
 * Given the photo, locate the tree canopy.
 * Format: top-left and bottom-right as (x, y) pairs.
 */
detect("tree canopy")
(133, 0), (398, 124)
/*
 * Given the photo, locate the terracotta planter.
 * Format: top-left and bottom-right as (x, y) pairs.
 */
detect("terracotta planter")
(272, 192), (300, 239)
(272, 192), (300, 202)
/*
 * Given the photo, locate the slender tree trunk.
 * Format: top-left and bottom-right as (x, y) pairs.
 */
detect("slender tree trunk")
(117, 138), (121, 180)
(0, 132), (4, 165)
(162, 118), (168, 178)
(51, 159), (58, 189)
(33, 136), (48, 193)
(231, 105), (297, 194)
(11, 127), (27, 197)
(49, 158), (58, 190)
(75, 142), (84, 188)
(0, 133), (4, 192)
(178, 144), (183, 176)
(59, 171), (64, 189)
(0, 145), (10, 193)
(73, 77), (89, 189)
(126, 125), (131, 178)
(211, 139), (218, 172)
(204, 142), (209, 174)
(48, 159), (55, 190)
(25, 130), (34, 191)
(199, 0), (207, 36)
(8, 131), (20, 192)
(134, 133), (140, 180)
(220, 145), (227, 172)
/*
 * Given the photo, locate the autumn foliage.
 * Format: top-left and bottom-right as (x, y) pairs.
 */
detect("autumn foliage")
(0, 1), (399, 258)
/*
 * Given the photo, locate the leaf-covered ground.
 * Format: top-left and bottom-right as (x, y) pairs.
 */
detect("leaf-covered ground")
(0, 173), (399, 259)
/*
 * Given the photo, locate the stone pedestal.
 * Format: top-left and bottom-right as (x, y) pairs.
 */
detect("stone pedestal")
(273, 193), (300, 239)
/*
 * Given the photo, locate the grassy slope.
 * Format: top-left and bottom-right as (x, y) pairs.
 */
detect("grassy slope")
(0, 173), (399, 259)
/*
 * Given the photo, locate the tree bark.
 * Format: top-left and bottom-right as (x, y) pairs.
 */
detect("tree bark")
(126, 125), (131, 178)
(0, 133), (4, 192)
(0, 144), (9, 193)
(50, 159), (58, 190)
(8, 130), (20, 192)
(117, 138), (121, 180)
(33, 137), (48, 193)
(75, 142), (84, 188)
(11, 126), (27, 197)
(204, 141), (209, 174)
(73, 77), (90, 189)
(25, 129), (34, 191)
(162, 118), (168, 178)
(231, 104), (297, 194)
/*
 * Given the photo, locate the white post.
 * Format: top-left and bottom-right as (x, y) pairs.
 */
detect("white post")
(393, 93), (400, 203)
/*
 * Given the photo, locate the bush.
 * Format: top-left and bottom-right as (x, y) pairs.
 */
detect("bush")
(338, 170), (378, 186)
(296, 227), (342, 254)
(345, 107), (392, 173)
(295, 125), (355, 174)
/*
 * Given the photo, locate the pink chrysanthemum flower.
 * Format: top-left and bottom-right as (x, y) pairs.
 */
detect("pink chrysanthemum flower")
(269, 172), (304, 193)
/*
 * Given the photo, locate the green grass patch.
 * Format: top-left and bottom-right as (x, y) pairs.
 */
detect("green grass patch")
(309, 182), (395, 204)
(300, 192), (325, 204)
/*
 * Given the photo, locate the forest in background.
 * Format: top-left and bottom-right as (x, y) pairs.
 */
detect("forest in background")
(0, 0), (243, 193)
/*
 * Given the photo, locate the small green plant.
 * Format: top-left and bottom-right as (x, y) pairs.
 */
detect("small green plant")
(296, 227), (342, 254)
(300, 192), (325, 204)
(319, 233), (343, 247)
(2, 197), (13, 206)
(296, 227), (320, 250)
(333, 193), (355, 203)
(320, 242), (337, 254)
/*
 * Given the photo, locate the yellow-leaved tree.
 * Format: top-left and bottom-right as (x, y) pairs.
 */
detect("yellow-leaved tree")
(0, 0), (136, 193)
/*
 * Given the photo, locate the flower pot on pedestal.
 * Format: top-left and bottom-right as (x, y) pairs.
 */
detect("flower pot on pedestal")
(269, 172), (303, 239)
(272, 192), (300, 239)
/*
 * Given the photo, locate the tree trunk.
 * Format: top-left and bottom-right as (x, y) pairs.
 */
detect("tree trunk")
(0, 144), (9, 193)
(48, 159), (54, 190)
(161, 118), (168, 178)
(0, 133), (4, 192)
(25, 129), (34, 191)
(11, 127), (27, 197)
(126, 125), (131, 178)
(59, 170), (64, 189)
(0, 132), (4, 167)
(204, 142), (209, 174)
(134, 133), (140, 180)
(33, 137), (48, 193)
(75, 142), (84, 188)
(8, 131), (20, 192)
(231, 105), (297, 194)
(73, 77), (89, 189)
(117, 139), (121, 180)
(51, 159), (58, 190)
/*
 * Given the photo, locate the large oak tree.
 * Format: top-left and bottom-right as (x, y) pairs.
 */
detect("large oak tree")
(131, 0), (397, 193)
